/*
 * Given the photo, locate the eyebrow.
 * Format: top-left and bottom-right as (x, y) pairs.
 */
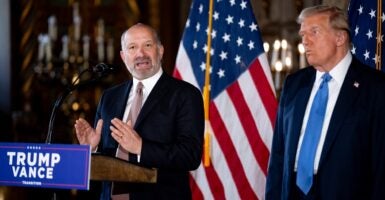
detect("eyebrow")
(299, 25), (321, 32)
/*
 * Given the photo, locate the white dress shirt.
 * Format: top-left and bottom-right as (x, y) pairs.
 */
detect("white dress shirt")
(122, 68), (163, 122)
(295, 52), (352, 173)
(121, 67), (163, 162)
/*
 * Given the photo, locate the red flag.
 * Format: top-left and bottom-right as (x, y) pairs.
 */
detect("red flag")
(174, 0), (277, 199)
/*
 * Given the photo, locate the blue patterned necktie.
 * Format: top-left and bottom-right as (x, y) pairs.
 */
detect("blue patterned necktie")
(296, 73), (332, 194)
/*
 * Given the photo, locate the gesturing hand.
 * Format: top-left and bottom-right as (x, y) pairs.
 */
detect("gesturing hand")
(110, 118), (142, 155)
(74, 118), (103, 152)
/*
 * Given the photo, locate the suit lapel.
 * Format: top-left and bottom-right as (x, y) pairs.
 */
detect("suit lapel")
(134, 73), (169, 127)
(113, 82), (132, 120)
(103, 81), (131, 149)
(318, 61), (362, 167)
(287, 69), (315, 168)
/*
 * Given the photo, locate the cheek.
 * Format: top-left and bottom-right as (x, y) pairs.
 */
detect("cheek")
(320, 42), (336, 55)
(123, 55), (134, 63)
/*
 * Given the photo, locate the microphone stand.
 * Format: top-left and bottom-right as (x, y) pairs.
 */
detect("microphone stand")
(45, 67), (109, 144)
(44, 63), (113, 200)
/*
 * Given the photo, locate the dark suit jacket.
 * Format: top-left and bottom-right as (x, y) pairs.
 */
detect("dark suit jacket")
(266, 58), (385, 200)
(94, 72), (204, 200)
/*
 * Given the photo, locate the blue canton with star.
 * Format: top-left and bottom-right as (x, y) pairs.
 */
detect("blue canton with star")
(348, 0), (384, 69)
(182, 0), (265, 98)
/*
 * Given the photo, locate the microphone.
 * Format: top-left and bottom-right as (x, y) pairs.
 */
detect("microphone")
(92, 63), (115, 74)
(45, 63), (115, 144)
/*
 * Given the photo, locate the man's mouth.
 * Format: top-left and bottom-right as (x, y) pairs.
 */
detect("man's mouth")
(136, 61), (150, 67)
(135, 59), (151, 68)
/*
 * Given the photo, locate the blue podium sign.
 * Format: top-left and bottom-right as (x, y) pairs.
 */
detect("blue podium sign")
(0, 142), (91, 190)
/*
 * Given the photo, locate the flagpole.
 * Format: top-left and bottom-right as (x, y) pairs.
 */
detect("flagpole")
(203, 0), (214, 167)
(376, 0), (382, 70)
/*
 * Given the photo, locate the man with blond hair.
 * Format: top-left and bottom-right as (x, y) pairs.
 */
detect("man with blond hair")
(266, 5), (385, 200)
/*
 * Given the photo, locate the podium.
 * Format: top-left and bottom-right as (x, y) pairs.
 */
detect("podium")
(90, 153), (157, 183)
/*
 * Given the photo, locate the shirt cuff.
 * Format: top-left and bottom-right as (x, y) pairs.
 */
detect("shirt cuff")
(137, 154), (141, 163)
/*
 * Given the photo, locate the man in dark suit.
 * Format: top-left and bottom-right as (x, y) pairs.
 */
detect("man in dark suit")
(74, 23), (204, 200)
(266, 5), (385, 200)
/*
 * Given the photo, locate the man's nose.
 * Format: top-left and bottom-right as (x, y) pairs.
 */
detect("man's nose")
(302, 35), (309, 46)
(137, 48), (145, 56)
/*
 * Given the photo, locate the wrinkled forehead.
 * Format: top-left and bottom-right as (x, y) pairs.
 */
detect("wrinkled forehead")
(125, 26), (155, 43)
(121, 24), (162, 50)
(299, 14), (330, 31)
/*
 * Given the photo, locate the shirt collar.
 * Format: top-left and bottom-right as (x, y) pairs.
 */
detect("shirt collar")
(315, 52), (352, 86)
(132, 67), (163, 94)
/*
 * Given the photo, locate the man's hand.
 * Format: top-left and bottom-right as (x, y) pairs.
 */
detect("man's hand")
(74, 118), (102, 152)
(110, 118), (142, 155)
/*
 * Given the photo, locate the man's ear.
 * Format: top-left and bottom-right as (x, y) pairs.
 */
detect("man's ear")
(159, 44), (164, 58)
(336, 31), (348, 47)
(120, 50), (126, 61)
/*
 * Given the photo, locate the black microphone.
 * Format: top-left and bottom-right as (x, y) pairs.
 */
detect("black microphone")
(92, 63), (115, 74)
(45, 63), (115, 144)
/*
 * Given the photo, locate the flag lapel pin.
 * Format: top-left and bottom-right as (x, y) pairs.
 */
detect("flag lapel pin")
(353, 81), (359, 88)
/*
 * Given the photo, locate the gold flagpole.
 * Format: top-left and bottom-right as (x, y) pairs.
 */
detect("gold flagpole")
(376, 0), (382, 70)
(203, 0), (214, 167)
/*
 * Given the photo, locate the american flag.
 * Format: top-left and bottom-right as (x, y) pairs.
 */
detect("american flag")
(173, 0), (277, 199)
(348, 0), (384, 70)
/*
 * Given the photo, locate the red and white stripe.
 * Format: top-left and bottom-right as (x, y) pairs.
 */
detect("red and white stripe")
(174, 43), (277, 200)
